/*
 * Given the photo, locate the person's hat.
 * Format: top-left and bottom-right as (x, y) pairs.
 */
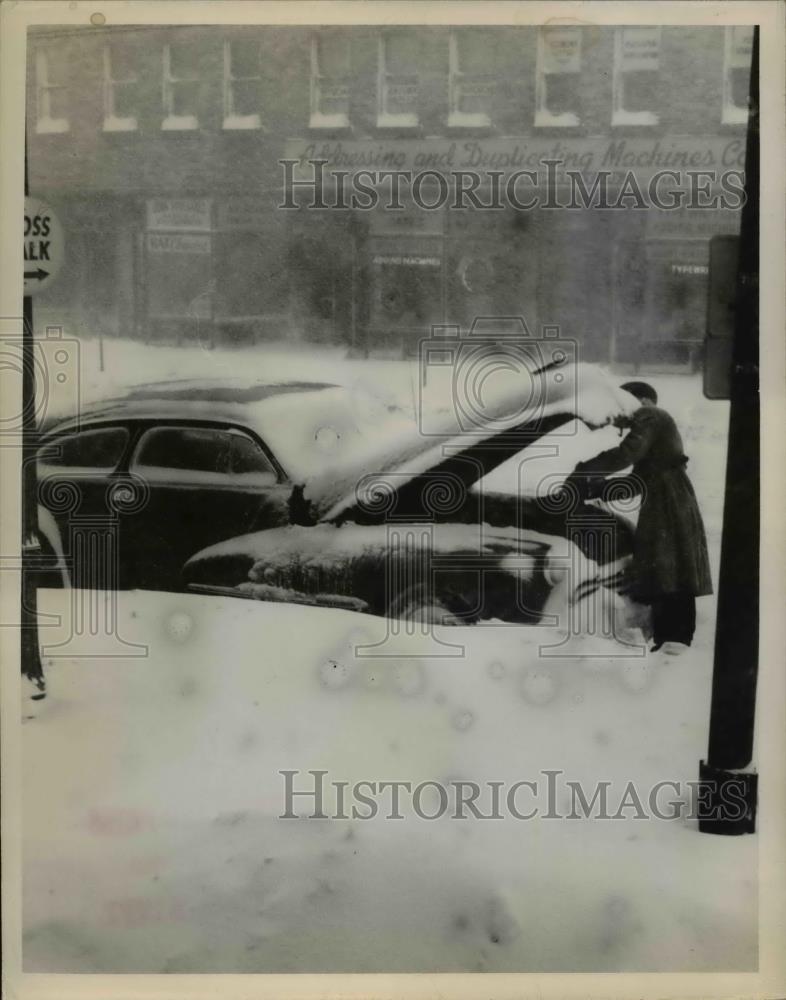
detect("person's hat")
(620, 381), (658, 404)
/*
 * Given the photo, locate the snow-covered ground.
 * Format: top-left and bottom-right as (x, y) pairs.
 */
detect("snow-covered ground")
(22, 335), (747, 973)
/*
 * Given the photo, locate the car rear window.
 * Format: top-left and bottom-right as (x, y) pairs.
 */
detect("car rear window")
(38, 426), (129, 472)
(131, 425), (277, 484)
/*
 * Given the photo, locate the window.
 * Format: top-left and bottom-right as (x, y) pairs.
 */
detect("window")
(378, 31), (419, 127)
(131, 426), (277, 485)
(448, 31), (496, 127)
(162, 42), (200, 130)
(722, 26), (753, 125)
(535, 26), (582, 127)
(310, 32), (350, 128)
(223, 38), (262, 129)
(612, 27), (660, 126)
(103, 43), (138, 131)
(38, 427), (129, 473)
(35, 48), (69, 133)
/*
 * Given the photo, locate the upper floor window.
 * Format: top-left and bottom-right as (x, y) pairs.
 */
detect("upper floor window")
(612, 27), (661, 126)
(378, 31), (418, 127)
(223, 38), (262, 129)
(162, 42), (199, 130)
(103, 44), (138, 132)
(310, 32), (350, 128)
(35, 48), (69, 134)
(722, 26), (753, 125)
(448, 31), (496, 127)
(535, 25), (581, 127)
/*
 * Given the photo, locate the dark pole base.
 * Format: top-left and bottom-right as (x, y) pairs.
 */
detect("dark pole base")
(697, 760), (757, 835)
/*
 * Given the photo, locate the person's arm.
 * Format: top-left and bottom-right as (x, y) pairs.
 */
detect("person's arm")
(573, 407), (658, 477)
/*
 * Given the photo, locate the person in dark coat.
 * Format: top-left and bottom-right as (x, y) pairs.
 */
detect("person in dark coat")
(565, 381), (712, 652)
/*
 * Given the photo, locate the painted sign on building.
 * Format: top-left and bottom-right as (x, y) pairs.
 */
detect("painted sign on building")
(146, 198), (212, 232)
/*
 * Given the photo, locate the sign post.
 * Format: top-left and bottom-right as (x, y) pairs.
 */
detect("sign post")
(22, 195), (65, 694)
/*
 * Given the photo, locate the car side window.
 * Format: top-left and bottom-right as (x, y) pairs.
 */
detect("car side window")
(229, 430), (278, 484)
(131, 425), (277, 486)
(37, 426), (130, 473)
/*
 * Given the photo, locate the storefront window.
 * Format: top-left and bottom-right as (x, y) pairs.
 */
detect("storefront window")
(614, 239), (709, 371)
(310, 33), (350, 128)
(448, 31), (496, 127)
(535, 26), (581, 127)
(103, 43), (138, 131)
(223, 38), (262, 129)
(378, 31), (419, 127)
(147, 233), (212, 323)
(612, 27), (660, 126)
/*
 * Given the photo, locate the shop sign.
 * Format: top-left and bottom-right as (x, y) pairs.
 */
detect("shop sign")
(147, 198), (212, 232)
(216, 198), (270, 231)
(372, 254), (441, 267)
(284, 135), (748, 183)
(671, 263), (709, 276)
(541, 26), (582, 74)
(147, 233), (211, 254)
(619, 26), (661, 71)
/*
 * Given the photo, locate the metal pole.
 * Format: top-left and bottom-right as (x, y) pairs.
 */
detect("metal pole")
(699, 27), (759, 834)
(22, 141), (46, 692)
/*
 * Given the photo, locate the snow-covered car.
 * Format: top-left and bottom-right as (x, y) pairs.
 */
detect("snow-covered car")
(183, 364), (642, 626)
(36, 378), (374, 590)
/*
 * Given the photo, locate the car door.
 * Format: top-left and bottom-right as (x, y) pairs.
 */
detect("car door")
(37, 424), (132, 589)
(124, 422), (291, 591)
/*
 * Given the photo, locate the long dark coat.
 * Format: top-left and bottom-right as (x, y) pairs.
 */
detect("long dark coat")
(573, 405), (713, 600)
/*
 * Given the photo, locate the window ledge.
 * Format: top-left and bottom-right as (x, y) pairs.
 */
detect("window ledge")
(447, 111), (491, 128)
(612, 110), (660, 127)
(376, 112), (419, 129)
(161, 115), (199, 131)
(534, 110), (580, 128)
(721, 106), (749, 126)
(223, 114), (262, 130)
(103, 116), (138, 132)
(36, 118), (69, 134)
(309, 113), (350, 130)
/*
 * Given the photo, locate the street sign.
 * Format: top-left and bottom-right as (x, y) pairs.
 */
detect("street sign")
(23, 197), (64, 295)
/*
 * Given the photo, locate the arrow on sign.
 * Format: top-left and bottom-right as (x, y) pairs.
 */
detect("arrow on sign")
(24, 268), (50, 281)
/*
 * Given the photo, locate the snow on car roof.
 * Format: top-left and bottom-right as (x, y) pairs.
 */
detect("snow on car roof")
(39, 379), (376, 481)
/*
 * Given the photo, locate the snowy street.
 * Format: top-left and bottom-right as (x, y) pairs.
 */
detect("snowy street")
(20, 337), (754, 973)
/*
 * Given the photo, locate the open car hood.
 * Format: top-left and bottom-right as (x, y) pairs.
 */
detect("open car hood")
(302, 363), (640, 524)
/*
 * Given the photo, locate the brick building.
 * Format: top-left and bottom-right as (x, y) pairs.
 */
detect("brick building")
(27, 23), (752, 368)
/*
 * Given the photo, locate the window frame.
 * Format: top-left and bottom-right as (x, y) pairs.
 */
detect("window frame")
(611, 26), (661, 127)
(222, 38), (263, 130)
(35, 48), (69, 134)
(103, 43), (138, 132)
(377, 31), (419, 129)
(37, 425), (131, 475)
(129, 423), (281, 488)
(722, 25), (753, 126)
(310, 32), (351, 129)
(534, 25), (582, 128)
(161, 42), (200, 131)
(447, 30), (494, 128)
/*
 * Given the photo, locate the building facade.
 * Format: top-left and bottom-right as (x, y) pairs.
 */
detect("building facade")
(27, 23), (752, 368)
